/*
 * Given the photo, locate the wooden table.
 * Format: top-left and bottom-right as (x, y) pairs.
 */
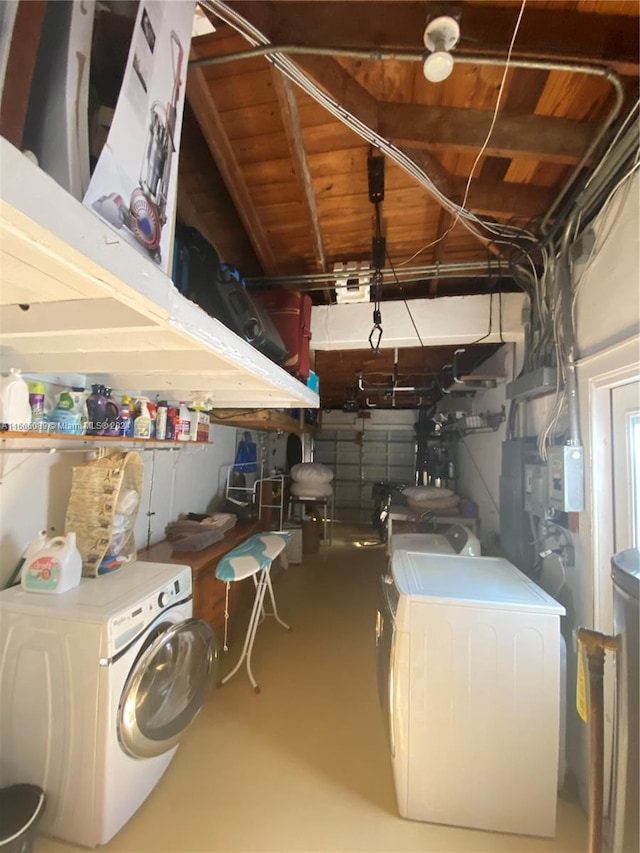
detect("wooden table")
(138, 521), (261, 644)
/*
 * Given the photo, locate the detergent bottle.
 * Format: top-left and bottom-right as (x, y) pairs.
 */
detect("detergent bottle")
(48, 390), (85, 435)
(21, 532), (82, 594)
(3, 530), (48, 589)
(0, 368), (32, 430)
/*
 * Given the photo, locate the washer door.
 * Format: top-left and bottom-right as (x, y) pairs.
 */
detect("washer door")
(118, 618), (217, 758)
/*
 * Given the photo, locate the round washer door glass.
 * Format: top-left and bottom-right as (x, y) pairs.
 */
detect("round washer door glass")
(119, 618), (216, 758)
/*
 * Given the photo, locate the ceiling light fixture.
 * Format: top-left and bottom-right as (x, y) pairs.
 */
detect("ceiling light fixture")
(423, 15), (460, 83)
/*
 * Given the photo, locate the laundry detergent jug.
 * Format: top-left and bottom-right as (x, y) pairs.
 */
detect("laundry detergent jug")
(21, 532), (82, 594)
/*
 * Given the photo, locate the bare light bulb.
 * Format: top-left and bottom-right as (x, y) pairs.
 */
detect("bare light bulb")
(422, 15), (460, 83)
(423, 51), (455, 83)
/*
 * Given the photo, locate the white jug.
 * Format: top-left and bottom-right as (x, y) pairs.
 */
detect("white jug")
(0, 368), (32, 430)
(22, 532), (82, 594)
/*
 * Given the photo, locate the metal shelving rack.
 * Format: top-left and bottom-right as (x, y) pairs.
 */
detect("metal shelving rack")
(253, 475), (285, 530)
(224, 464), (285, 530)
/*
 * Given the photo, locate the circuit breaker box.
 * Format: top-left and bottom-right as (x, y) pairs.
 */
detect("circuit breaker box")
(547, 445), (584, 512)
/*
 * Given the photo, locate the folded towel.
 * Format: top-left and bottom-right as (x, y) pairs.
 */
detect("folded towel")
(172, 530), (224, 552)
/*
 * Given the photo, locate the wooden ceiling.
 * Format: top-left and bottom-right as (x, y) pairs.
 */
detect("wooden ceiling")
(176, 0), (639, 409)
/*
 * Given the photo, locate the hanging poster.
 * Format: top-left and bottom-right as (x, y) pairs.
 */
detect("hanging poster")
(83, 1), (195, 273)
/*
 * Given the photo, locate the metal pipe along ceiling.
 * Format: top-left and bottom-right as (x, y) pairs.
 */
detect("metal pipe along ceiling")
(189, 38), (624, 238)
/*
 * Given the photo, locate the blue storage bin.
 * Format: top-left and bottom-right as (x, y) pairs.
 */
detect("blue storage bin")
(306, 370), (320, 393)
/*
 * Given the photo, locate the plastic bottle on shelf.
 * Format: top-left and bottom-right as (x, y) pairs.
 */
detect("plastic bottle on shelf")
(28, 381), (46, 424)
(155, 401), (168, 440)
(119, 395), (134, 437)
(47, 390), (84, 435)
(147, 401), (157, 439)
(133, 398), (151, 439)
(177, 402), (191, 441)
(0, 368), (32, 430)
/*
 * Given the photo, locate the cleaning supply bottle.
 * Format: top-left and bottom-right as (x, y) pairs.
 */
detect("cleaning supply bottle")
(155, 401), (168, 440)
(3, 530), (48, 589)
(177, 402), (191, 441)
(119, 395), (134, 437)
(48, 390), (84, 435)
(0, 368), (32, 431)
(21, 532), (82, 594)
(133, 397), (151, 439)
(28, 381), (46, 424)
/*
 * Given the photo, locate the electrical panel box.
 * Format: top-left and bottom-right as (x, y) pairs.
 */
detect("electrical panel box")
(547, 445), (584, 512)
(524, 463), (547, 517)
(499, 438), (539, 574)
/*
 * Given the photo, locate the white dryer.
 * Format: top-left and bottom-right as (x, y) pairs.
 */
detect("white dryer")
(376, 551), (565, 837)
(389, 522), (481, 559)
(0, 562), (216, 848)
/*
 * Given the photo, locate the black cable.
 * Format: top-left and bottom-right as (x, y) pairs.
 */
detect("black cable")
(467, 292), (494, 345)
(386, 248), (425, 347)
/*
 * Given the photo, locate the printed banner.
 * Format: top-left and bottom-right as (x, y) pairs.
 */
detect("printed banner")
(83, 1), (195, 273)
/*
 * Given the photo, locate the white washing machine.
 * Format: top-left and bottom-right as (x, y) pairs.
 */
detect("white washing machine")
(0, 561), (216, 848)
(376, 551), (565, 837)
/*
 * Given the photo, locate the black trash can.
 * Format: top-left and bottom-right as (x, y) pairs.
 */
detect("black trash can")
(0, 785), (46, 853)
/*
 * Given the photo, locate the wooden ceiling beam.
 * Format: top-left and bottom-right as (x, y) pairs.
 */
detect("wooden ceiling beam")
(290, 54), (456, 200)
(379, 103), (594, 166)
(186, 67), (278, 275)
(456, 178), (554, 219)
(289, 54), (379, 133)
(228, 1), (639, 76)
(270, 68), (327, 277)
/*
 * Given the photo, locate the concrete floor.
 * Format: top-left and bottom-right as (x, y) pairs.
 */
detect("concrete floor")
(37, 524), (587, 853)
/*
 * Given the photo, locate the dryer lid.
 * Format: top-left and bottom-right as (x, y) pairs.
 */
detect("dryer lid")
(392, 552), (565, 614)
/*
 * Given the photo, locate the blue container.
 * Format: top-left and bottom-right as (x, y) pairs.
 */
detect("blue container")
(306, 370), (320, 394)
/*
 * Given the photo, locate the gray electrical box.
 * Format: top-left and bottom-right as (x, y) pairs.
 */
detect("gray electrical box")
(547, 445), (584, 512)
(524, 462), (547, 517)
(499, 438), (539, 573)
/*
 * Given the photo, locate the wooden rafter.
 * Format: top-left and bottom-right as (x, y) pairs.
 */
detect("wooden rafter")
(452, 177), (553, 220)
(289, 54), (460, 197)
(270, 68), (327, 276)
(290, 54), (379, 133)
(186, 66), (279, 275)
(378, 103), (595, 166)
(228, 1), (639, 76)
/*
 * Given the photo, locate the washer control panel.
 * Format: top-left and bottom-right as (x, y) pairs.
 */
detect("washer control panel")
(107, 567), (192, 655)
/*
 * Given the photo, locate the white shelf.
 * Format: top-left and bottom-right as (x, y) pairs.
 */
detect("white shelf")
(0, 138), (319, 409)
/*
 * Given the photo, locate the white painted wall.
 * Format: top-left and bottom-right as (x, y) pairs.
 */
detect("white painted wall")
(0, 424), (237, 588)
(458, 173), (640, 805)
(311, 293), (526, 350)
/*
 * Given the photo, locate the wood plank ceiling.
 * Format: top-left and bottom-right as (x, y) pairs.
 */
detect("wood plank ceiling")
(177, 0), (639, 409)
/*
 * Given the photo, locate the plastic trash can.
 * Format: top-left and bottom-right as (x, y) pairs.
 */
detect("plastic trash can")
(0, 785), (46, 853)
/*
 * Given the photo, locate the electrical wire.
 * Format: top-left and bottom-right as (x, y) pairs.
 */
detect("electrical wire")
(394, 0), (529, 266)
(200, 0), (538, 265)
(385, 248), (425, 346)
(455, 0), (528, 233)
(571, 157), (640, 326)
